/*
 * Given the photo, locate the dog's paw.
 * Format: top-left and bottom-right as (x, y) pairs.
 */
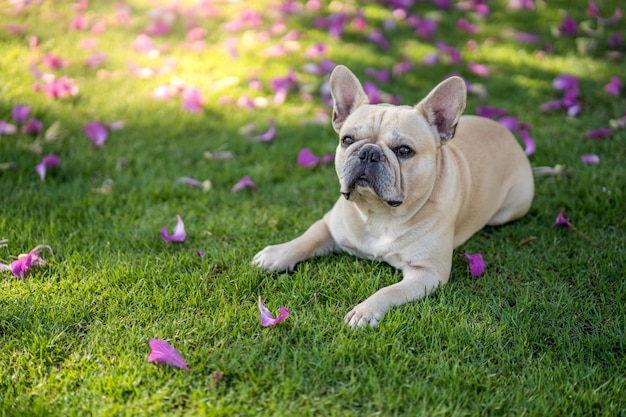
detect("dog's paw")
(251, 244), (297, 272)
(344, 302), (385, 329)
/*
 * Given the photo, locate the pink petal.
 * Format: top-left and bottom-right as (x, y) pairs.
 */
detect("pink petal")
(84, 121), (109, 147)
(161, 215), (186, 242)
(519, 130), (536, 156)
(147, 339), (189, 370)
(252, 118), (276, 141)
(231, 175), (256, 192)
(458, 253), (485, 276)
(297, 148), (320, 167)
(12, 104), (31, 124)
(553, 208), (571, 228)
(552, 74), (578, 91)
(181, 87), (205, 113)
(0, 121), (17, 135)
(587, 128), (614, 139)
(468, 62), (490, 77)
(604, 76), (621, 96)
(477, 106), (508, 119)
(498, 116), (519, 131)
(258, 296), (290, 327)
(35, 154), (60, 181)
(23, 118), (42, 135)
(581, 154), (600, 164)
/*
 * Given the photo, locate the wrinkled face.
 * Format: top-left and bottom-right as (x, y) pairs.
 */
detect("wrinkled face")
(334, 104), (439, 209)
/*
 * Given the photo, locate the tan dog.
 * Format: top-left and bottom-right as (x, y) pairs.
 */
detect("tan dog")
(253, 65), (534, 328)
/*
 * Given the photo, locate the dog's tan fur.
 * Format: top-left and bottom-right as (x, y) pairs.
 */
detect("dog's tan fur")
(253, 65), (534, 328)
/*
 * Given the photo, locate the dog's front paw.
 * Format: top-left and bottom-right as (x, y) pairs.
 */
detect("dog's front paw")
(252, 244), (298, 272)
(344, 301), (386, 329)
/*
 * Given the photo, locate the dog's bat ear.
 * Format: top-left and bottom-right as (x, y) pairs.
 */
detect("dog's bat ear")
(416, 76), (467, 145)
(329, 65), (369, 133)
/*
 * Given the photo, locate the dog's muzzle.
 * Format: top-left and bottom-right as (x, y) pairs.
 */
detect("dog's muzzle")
(340, 144), (403, 207)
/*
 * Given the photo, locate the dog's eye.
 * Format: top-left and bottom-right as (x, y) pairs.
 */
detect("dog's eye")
(396, 145), (414, 157)
(341, 136), (355, 147)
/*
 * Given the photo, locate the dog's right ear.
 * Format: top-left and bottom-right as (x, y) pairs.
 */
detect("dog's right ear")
(329, 65), (369, 133)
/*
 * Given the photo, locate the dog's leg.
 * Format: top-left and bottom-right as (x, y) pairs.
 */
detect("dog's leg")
(252, 219), (336, 272)
(345, 266), (445, 328)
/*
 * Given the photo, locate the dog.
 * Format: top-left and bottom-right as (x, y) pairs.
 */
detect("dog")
(253, 65), (534, 328)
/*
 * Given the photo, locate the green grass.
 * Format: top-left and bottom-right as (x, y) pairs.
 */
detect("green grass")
(1, 0), (625, 415)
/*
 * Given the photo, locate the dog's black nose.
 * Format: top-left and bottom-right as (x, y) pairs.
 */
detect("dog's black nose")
(359, 145), (382, 163)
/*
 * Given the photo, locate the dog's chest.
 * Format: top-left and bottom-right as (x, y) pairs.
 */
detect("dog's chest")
(336, 223), (406, 267)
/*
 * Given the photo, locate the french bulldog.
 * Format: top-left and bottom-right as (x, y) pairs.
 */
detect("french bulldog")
(253, 65), (534, 328)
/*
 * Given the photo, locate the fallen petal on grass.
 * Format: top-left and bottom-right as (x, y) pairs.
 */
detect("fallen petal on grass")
(581, 154), (600, 164)
(231, 175), (256, 192)
(458, 253), (485, 276)
(161, 215), (186, 242)
(35, 155), (60, 181)
(0, 244), (53, 279)
(258, 296), (290, 327)
(147, 339), (190, 370)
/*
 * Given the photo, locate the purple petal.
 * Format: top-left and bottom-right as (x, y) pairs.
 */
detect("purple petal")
(147, 339), (190, 370)
(161, 215), (186, 242)
(84, 121), (109, 147)
(258, 296), (290, 327)
(23, 118), (42, 135)
(539, 99), (563, 112)
(297, 148), (320, 167)
(519, 130), (536, 156)
(515, 32), (541, 43)
(182, 87), (205, 113)
(587, 128), (614, 139)
(477, 105), (508, 119)
(552, 74), (578, 91)
(553, 208), (571, 228)
(457, 18), (478, 34)
(604, 76), (622, 96)
(12, 104), (31, 124)
(580, 154), (600, 165)
(458, 253), (485, 276)
(252, 118), (276, 141)
(0, 121), (18, 135)
(468, 62), (490, 77)
(231, 175), (256, 192)
(558, 16), (578, 36)
(34, 154), (60, 181)
(498, 116), (519, 131)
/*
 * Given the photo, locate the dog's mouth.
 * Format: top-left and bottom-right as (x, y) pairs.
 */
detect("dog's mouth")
(341, 175), (403, 207)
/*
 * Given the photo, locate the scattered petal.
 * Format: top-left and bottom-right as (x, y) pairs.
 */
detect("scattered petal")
(0, 121), (18, 135)
(258, 296), (290, 327)
(553, 208), (572, 228)
(0, 244), (53, 279)
(34, 155), (60, 182)
(252, 118), (276, 142)
(177, 176), (212, 191)
(84, 121), (109, 147)
(161, 215), (186, 242)
(12, 104), (31, 125)
(519, 130), (536, 156)
(458, 253), (485, 277)
(23, 118), (43, 135)
(147, 339), (190, 370)
(604, 76), (622, 96)
(297, 148), (320, 167)
(181, 87), (205, 113)
(231, 175), (256, 192)
(587, 128), (614, 139)
(581, 154), (600, 164)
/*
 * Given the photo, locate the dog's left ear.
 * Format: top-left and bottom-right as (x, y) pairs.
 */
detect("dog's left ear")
(329, 65), (370, 133)
(416, 76), (467, 145)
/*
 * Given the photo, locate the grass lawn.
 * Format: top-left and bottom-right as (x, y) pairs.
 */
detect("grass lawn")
(1, 0), (625, 415)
